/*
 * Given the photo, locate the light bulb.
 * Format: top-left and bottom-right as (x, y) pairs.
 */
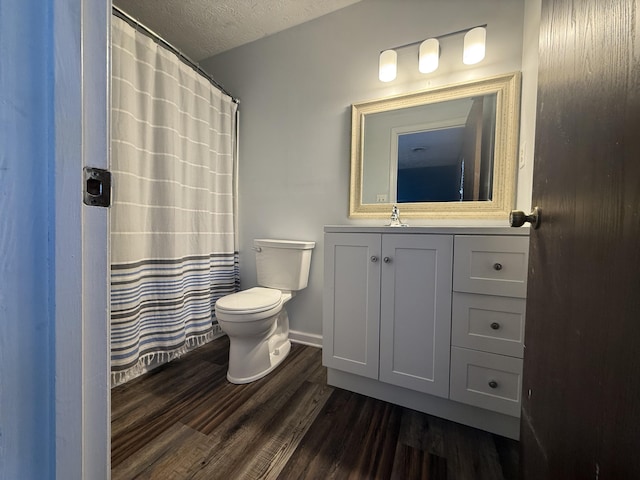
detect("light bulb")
(463, 27), (486, 65)
(418, 38), (439, 74)
(379, 49), (397, 82)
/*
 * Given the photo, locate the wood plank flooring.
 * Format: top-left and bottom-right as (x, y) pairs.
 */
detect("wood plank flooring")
(111, 336), (519, 479)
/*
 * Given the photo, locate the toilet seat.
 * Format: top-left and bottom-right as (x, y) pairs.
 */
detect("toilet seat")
(215, 287), (283, 322)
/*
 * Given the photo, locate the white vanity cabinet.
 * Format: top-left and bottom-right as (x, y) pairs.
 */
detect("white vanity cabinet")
(323, 226), (529, 439)
(323, 232), (453, 398)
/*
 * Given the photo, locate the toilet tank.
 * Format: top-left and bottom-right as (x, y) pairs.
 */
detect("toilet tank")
(254, 239), (315, 291)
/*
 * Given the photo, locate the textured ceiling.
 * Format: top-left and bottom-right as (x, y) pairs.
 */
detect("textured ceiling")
(114, 0), (362, 61)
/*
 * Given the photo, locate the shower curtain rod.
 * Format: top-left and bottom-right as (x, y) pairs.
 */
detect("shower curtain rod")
(112, 6), (239, 104)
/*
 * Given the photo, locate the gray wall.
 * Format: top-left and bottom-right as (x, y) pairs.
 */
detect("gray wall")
(0, 1), (54, 477)
(201, 0), (534, 338)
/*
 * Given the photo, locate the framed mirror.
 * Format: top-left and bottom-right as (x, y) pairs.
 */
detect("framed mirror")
(349, 72), (521, 219)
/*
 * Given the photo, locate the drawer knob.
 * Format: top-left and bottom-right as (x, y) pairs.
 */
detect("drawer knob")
(493, 262), (503, 271)
(371, 256), (378, 263)
(383, 257), (392, 263)
(490, 322), (500, 330)
(488, 380), (498, 389)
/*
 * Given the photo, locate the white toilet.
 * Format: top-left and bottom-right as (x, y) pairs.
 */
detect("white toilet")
(214, 238), (315, 384)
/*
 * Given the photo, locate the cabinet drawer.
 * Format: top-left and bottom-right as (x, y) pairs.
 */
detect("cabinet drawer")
(451, 292), (525, 358)
(450, 346), (523, 417)
(453, 236), (529, 297)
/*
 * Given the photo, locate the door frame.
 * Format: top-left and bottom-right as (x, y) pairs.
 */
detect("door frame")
(54, 0), (110, 477)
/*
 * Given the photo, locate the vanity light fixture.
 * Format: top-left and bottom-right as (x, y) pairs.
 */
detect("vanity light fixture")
(378, 24), (487, 82)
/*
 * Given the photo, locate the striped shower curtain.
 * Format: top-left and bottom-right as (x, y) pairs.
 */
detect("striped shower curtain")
(110, 16), (239, 386)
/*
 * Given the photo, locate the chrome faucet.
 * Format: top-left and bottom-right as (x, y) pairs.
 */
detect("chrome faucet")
(388, 204), (408, 227)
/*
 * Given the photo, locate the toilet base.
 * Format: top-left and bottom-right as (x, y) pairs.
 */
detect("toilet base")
(225, 308), (292, 384)
(227, 338), (291, 384)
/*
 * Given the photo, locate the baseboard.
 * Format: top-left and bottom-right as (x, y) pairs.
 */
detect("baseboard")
(289, 330), (322, 348)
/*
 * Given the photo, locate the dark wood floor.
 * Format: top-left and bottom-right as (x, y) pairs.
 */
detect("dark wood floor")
(111, 336), (519, 479)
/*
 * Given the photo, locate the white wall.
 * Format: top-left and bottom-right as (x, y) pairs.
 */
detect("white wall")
(202, 0), (536, 337)
(519, 0), (542, 211)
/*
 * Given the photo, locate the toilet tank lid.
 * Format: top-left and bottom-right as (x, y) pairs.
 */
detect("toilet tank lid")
(254, 239), (315, 250)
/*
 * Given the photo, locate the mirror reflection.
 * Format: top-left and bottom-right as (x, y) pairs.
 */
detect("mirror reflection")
(362, 94), (497, 204)
(349, 73), (520, 219)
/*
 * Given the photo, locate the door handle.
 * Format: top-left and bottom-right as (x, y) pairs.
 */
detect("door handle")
(510, 206), (541, 229)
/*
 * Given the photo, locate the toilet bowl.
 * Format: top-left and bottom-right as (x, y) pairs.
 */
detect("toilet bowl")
(216, 287), (292, 383)
(214, 239), (314, 384)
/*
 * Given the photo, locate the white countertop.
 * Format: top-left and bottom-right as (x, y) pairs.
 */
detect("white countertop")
(324, 225), (530, 235)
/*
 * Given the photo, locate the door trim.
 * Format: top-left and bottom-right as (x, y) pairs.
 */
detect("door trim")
(54, 0), (110, 477)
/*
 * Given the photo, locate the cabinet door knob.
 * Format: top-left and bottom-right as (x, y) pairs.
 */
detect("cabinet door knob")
(488, 380), (498, 389)
(383, 257), (391, 263)
(370, 256), (378, 263)
(493, 262), (503, 271)
(490, 322), (500, 330)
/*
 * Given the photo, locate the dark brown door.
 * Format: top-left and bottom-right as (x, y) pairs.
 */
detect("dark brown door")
(520, 0), (640, 478)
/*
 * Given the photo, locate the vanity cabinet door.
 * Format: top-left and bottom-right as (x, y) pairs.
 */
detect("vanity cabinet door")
(379, 234), (453, 398)
(322, 233), (381, 379)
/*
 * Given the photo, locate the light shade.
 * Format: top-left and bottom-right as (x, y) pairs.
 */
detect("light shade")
(418, 38), (440, 73)
(463, 27), (486, 65)
(379, 49), (397, 82)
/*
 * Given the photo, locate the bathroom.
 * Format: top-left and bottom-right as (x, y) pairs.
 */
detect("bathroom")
(112, 0), (538, 474)
(3, 0), (640, 478)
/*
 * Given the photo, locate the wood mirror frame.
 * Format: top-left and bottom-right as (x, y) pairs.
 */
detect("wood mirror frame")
(349, 72), (521, 219)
